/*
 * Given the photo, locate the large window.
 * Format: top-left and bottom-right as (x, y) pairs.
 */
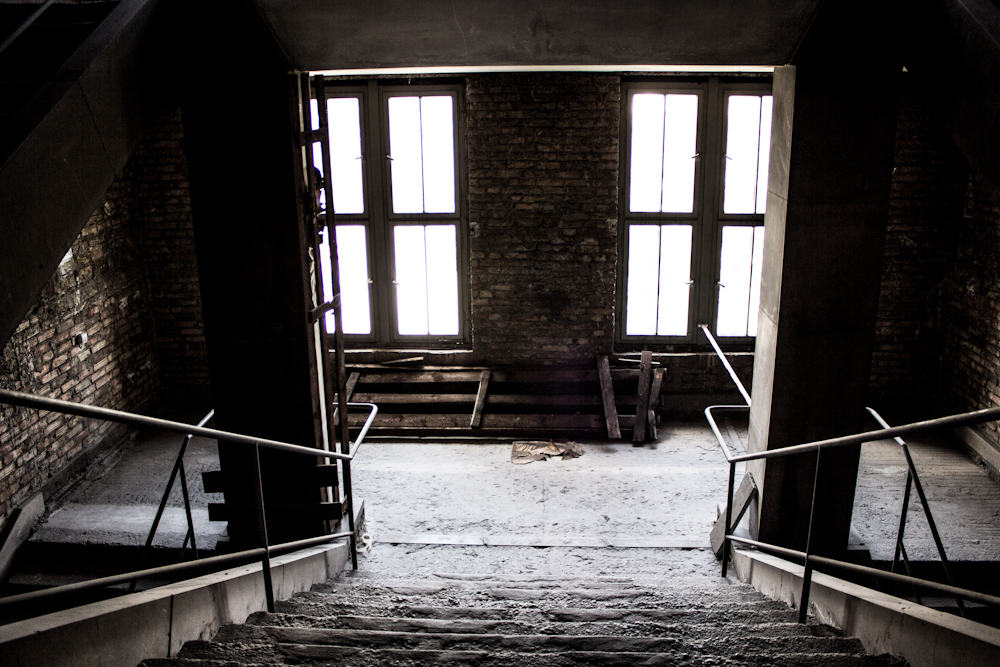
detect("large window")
(312, 82), (467, 345)
(619, 79), (772, 344)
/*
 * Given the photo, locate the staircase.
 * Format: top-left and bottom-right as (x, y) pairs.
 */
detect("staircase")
(140, 558), (905, 666)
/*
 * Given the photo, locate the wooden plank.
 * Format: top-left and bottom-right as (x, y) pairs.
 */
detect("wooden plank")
(597, 355), (621, 439)
(609, 368), (641, 379)
(647, 409), (657, 440)
(490, 368), (597, 384)
(357, 371), (483, 384)
(344, 371), (360, 401)
(633, 350), (653, 443)
(710, 473), (758, 557)
(347, 413), (604, 430)
(649, 368), (664, 410)
(350, 393), (601, 406)
(470, 370), (491, 428)
(351, 393), (477, 404)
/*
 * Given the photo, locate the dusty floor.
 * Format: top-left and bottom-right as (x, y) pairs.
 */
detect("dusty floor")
(26, 417), (1000, 571)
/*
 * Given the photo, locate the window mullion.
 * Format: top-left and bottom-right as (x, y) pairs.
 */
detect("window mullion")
(366, 81), (393, 346)
(695, 78), (724, 337)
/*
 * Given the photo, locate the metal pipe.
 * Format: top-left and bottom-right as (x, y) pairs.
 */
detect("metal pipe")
(727, 406), (1000, 463)
(867, 407), (965, 615)
(726, 536), (1000, 609)
(252, 445), (275, 613)
(0, 0), (56, 58)
(0, 389), (375, 462)
(704, 405), (749, 461)
(0, 532), (353, 610)
(721, 460), (736, 578)
(178, 457), (198, 558)
(699, 324), (751, 406)
(798, 448), (823, 623)
(891, 471), (913, 575)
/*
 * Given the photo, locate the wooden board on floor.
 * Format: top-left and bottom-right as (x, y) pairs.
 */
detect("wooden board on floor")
(633, 350), (653, 443)
(710, 473), (758, 557)
(597, 355), (621, 439)
(470, 370), (491, 428)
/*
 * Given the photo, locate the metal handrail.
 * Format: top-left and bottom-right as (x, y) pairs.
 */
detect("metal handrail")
(698, 324), (752, 406)
(0, 389), (377, 615)
(0, 0), (55, 58)
(698, 326), (998, 623)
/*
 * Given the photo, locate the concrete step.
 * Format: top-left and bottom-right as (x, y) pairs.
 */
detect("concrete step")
(204, 623), (867, 655)
(278, 592), (795, 619)
(170, 638), (898, 666)
(250, 610), (846, 638)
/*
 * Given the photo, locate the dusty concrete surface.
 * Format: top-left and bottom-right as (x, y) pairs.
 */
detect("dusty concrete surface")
(352, 422), (745, 552)
(853, 432), (1000, 561)
(31, 430), (225, 549)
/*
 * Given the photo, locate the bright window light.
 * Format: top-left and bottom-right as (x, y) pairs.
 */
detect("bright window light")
(625, 224), (693, 336)
(717, 225), (765, 336)
(310, 97), (365, 214)
(393, 224), (459, 335)
(388, 96), (456, 214)
(320, 225), (372, 334)
(723, 95), (773, 214)
(629, 93), (699, 213)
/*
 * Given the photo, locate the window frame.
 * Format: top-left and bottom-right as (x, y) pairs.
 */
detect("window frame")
(616, 76), (772, 351)
(317, 79), (470, 348)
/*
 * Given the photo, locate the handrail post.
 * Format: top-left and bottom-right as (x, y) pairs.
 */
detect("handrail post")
(722, 460), (736, 577)
(798, 448), (822, 623)
(252, 444), (275, 613)
(868, 408), (964, 616)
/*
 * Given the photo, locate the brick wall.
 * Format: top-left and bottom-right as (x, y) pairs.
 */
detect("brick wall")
(939, 178), (1000, 445)
(0, 108), (208, 519)
(870, 80), (966, 414)
(131, 109), (210, 407)
(466, 73), (620, 366)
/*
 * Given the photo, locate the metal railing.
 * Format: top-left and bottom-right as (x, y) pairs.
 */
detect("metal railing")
(698, 324), (1000, 623)
(0, 388), (377, 615)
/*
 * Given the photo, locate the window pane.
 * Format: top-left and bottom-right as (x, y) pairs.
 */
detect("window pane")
(424, 225), (459, 334)
(625, 225), (692, 336)
(319, 226), (372, 335)
(328, 98), (365, 214)
(656, 225), (692, 335)
(420, 97), (456, 213)
(717, 225), (764, 336)
(723, 94), (773, 214)
(388, 95), (456, 214)
(388, 97), (425, 214)
(629, 93), (699, 213)
(625, 226), (661, 335)
(629, 94), (665, 213)
(393, 225), (460, 335)
(661, 94), (699, 213)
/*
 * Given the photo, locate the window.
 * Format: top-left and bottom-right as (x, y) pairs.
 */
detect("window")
(619, 79), (772, 344)
(312, 82), (467, 345)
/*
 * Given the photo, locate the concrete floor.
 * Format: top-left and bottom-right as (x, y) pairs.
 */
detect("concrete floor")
(24, 418), (1000, 572)
(31, 431), (226, 550)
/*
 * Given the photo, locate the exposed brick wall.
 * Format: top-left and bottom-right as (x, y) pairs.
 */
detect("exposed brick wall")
(0, 108), (208, 519)
(870, 80), (966, 414)
(466, 73), (620, 366)
(0, 181), (159, 517)
(939, 178), (1000, 445)
(132, 109), (210, 408)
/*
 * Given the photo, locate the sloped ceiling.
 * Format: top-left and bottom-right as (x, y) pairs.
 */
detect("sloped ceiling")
(252, 0), (824, 70)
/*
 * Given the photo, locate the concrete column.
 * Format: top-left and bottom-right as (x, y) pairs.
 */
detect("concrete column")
(748, 9), (899, 555)
(182, 5), (327, 546)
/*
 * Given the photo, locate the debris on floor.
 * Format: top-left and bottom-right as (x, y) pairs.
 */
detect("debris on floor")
(511, 440), (583, 464)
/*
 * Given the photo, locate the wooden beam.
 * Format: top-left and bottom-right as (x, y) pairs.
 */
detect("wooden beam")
(647, 368), (664, 438)
(470, 370), (491, 428)
(710, 473), (758, 557)
(347, 413), (604, 430)
(344, 371), (360, 401)
(357, 371), (484, 384)
(632, 350), (653, 443)
(597, 355), (621, 440)
(352, 393), (477, 404)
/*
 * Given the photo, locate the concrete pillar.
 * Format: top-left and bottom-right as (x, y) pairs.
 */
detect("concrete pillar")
(182, 5), (327, 546)
(748, 7), (899, 555)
